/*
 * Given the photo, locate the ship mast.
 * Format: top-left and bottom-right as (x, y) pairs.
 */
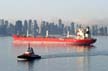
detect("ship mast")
(27, 29), (29, 37)
(66, 31), (70, 38)
(46, 30), (48, 37)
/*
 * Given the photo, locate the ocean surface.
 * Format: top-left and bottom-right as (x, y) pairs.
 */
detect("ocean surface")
(0, 36), (108, 71)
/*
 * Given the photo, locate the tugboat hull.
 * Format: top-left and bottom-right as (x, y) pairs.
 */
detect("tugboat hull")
(17, 54), (41, 60)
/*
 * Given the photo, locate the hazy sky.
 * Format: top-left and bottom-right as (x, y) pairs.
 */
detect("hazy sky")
(0, 0), (108, 24)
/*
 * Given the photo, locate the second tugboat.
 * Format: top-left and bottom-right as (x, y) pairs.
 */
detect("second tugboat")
(17, 44), (41, 60)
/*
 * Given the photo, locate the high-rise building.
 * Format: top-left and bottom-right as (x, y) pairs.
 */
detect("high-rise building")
(15, 20), (23, 35)
(23, 20), (28, 36)
(33, 20), (39, 36)
(70, 22), (75, 35)
(58, 19), (64, 35)
(0, 19), (4, 25)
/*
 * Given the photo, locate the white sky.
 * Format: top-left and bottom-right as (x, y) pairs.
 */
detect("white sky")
(0, 0), (108, 25)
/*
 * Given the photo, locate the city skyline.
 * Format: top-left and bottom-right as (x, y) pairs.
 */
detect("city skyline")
(0, 19), (107, 36)
(0, 0), (108, 25)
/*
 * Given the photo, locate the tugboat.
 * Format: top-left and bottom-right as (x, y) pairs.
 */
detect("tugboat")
(17, 44), (41, 60)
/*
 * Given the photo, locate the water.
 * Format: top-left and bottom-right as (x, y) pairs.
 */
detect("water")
(0, 36), (108, 71)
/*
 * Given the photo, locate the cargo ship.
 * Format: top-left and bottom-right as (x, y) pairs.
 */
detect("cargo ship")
(13, 26), (96, 45)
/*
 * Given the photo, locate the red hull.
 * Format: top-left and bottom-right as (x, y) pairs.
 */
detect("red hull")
(13, 35), (96, 45)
